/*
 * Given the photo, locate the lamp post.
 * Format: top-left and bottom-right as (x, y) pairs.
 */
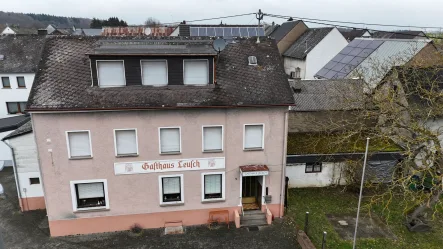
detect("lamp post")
(352, 137), (370, 249)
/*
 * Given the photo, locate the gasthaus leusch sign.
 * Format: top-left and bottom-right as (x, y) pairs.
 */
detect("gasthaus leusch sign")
(114, 157), (225, 175)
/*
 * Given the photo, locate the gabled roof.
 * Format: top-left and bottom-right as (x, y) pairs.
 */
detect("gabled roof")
(0, 35), (46, 73)
(338, 28), (370, 41)
(269, 21), (302, 43)
(74, 28), (103, 36)
(283, 27), (334, 59)
(289, 79), (365, 111)
(0, 115), (30, 133)
(27, 36), (294, 111)
(315, 38), (431, 86)
(371, 30), (427, 39)
(8, 27), (38, 35)
(1, 120), (32, 141)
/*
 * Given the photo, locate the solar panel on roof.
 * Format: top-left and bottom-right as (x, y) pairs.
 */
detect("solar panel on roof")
(340, 55), (355, 64)
(331, 54), (345, 62)
(248, 27), (257, 36)
(340, 46), (354, 55)
(207, 27), (215, 36)
(215, 27), (223, 36)
(240, 27), (249, 37)
(324, 61), (338, 70)
(231, 27), (240, 36)
(366, 40), (384, 49)
(332, 62), (347, 72)
(358, 48), (375, 58)
(349, 57), (364, 66)
(258, 28), (265, 36)
(198, 27), (207, 36)
(324, 70), (338, 79)
(348, 48), (364, 56)
(316, 68), (330, 78)
(348, 39), (362, 47)
(334, 72), (348, 79)
(190, 27), (198, 36)
(340, 65), (356, 74)
(223, 27), (232, 37)
(356, 39), (372, 48)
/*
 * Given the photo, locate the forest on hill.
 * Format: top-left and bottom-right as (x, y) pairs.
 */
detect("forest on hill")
(0, 11), (91, 29)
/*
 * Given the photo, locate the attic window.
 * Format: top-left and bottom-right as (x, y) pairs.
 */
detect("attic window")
(248, 56), (257, 66)
(0, 55), (4, 61)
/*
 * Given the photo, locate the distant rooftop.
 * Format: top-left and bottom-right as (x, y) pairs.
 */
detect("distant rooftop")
(283, 28), (334, 59)
(269, 20), (303, 43)
(177, 24), (265, 37)
(0, 35), (46, 73)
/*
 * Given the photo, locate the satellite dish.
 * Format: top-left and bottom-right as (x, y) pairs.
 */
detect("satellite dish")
(144, 27), (152, 35)
(212, 38), (226, 53)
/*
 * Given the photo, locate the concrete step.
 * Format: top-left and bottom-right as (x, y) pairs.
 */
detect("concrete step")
(241, 213), (266, 221)
(243, 210), (264, 215)
(240, 218), (268, 227)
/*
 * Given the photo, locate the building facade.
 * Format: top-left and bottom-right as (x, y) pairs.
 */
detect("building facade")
(27, 36), (294, 236)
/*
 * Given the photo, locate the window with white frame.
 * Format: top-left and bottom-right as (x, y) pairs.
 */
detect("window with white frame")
(67, 131), (92, 158)
(183, 60), (208, 85)
(97, 61), (126, 87)
(202, 126), (223, 152)
(244, 124), (264, 150)
(202, 172), (225, 201)
(159, 127), (181, 154)
(159, 175), (183, 204)
(141, 60), (168, 86)
(114, 129), (138, 156)
(305, 162), (322, 173)
(70, 180), (109, 211)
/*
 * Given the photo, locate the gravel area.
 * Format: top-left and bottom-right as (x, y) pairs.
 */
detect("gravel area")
(0, 167), (300, 249)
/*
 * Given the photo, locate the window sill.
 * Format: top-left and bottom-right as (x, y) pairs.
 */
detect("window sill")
(160, 202), (184, 207)
(69, 156), (93, 160)
(16, 87), (27, 89)
(243, 148), (264, 151)
(2, 87), (11, 89)
(305, 171), (322, 174)
(116, 154), (139, 158)
(160, 152), (181, 155)
(202, 150), (223, 153)
(201, 199), (225, 204)
(74, 208), (110, 213)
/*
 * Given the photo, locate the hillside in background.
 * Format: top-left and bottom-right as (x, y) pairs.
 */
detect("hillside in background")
(0, 11), (91, 29)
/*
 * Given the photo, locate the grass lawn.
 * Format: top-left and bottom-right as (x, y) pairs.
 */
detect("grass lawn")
(286, 188), (443, 249)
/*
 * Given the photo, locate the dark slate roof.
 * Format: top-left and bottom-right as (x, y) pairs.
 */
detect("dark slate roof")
(269, 21), (302, 43)
(92, 39), (217, 55)
(0, 35), (46, 73)
(283, 28), (334, 59)
(27, 36), (294, 111)
(0, 115), (30, 133)
(371, 30), (427, 39)
(289, 79), (365, 111)
(338, 28), (369, 41)
(1, 120), (32, 141)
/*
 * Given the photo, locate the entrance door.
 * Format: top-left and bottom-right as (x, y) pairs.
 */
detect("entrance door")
(242, 176), (262, 210)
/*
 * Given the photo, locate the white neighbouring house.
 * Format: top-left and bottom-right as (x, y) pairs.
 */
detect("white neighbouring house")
(0, 35), (46, 167)
(1, 26), (37, 35)
(283, 27), (348, 79)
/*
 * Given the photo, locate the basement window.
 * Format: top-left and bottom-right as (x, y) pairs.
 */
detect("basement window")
(305, 162), (322, 173)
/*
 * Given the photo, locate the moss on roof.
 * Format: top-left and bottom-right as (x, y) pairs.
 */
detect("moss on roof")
(287, 132), (403, 155)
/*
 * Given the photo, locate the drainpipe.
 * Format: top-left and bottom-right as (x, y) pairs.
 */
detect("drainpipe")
(280, 110), (289, 218)
(2, 141), (23, 211)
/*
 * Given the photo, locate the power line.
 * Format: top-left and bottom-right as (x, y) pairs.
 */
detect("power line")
(162, 13), (256, 25)
(264, 13), (443, 40)
(264, 13), (443, 30)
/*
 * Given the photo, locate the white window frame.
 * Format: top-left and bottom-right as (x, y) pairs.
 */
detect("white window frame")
(158, 174), (184, 205)
(183, 59), (209, 85)
(65, 130), (93, 159)
(243, 123), (265, 150)
(96, 60), (126, 87)
(70, 179), (109, 212)
(201, 125), (224, 152)
(158, 127), (182, 154)
(140, 59), (168, 86)
(113, 128), (139, 157)
(201, 172), (225, 202)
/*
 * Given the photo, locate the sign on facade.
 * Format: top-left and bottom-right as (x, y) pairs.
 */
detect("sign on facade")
(114, 157), (225, 175)
(241, 171), (269, 176)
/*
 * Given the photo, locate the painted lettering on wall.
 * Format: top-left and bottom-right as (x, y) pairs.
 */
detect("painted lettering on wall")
(114, 157), (225, 175)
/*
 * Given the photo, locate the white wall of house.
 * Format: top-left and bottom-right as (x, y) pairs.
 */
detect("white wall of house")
(0, 131), (13, 166)
(6, 132), (43, 198)
(305, 28), (348, 79)
(1, 27), (16, 35)
(169, 27), (179, 36)
(284, 57), (306, 79)
(286, 162), (346, 188)
(362, 31), (371, 38)
(0, 73), (34, 118)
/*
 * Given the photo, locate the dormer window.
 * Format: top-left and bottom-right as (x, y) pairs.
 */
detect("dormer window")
(183, 60), (209, 85)
(141, 60), (168, 86)
(248, 56), (257, 66)
(97, 60), (126, 87)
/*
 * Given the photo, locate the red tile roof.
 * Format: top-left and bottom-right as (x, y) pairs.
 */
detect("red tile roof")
(239, 165), (269, 172)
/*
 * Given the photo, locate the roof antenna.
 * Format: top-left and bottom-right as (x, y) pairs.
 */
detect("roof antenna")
(256, 9), (264, 43)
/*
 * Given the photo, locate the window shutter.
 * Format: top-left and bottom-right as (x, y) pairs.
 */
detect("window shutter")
(68, 132), (91, 157)
(97, 61), (125, 87)
(205, 174), (221, 194)
(203, 126), (222, 151)
(77, 182), (104, 199)
(160, 128), (180, 153)
(116, 130), (137, 155)
(142, 61), (167, 86)
(184, 60), (208, 85)
(162, 177), (180, 194)
(245, 125), (263, 149)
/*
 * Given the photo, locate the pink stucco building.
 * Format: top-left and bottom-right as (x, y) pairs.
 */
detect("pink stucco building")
(27, 36), (294, 236)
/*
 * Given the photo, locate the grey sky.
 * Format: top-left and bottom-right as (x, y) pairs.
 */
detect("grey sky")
(6, 0), (443, 31)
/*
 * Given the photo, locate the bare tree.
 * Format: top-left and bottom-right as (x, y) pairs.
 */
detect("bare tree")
(144, 17), (160, 27)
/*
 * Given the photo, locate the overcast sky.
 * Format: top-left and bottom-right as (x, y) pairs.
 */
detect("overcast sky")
(6, 0), (443, 31)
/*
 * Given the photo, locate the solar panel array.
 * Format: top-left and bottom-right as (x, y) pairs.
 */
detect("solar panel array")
(315, 39), (384, 79)
(190, 27), (265, 37)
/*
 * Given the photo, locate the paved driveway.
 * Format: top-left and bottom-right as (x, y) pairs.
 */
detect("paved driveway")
(0, 168), (299, 249)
